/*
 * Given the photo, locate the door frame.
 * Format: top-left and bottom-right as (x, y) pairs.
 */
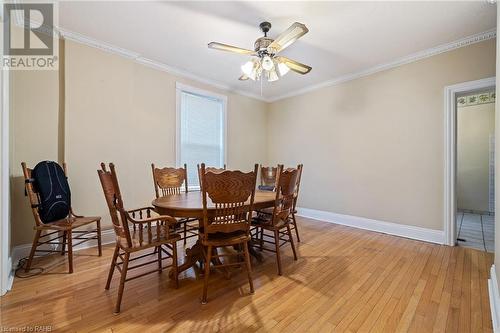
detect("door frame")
(444, 76), (496, 246)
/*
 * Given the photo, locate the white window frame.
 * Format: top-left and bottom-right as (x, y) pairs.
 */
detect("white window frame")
(175, 82), (227, 190)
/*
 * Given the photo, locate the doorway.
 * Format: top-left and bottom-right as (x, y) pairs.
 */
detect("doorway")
(456, 89), (495, 252)
(444, 77), (496, 249)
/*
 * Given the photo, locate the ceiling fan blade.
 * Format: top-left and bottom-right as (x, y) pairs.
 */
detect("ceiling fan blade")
(239, 74), (249, 81)
(208, 42), (254, 55)
(267, 22), (308, 54)
(276, 56), (312, 75)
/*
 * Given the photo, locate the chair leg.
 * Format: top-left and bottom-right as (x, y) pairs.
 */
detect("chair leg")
(201, 245), (212, 304)
(183, 222), (187, 245)
(25, 230), (41, 272)
(97, 220), (102, 256)
(115, 252), (130, 314)
(213, 247), (230, 279)
(274, 229), (282, 276)
(259, 228), (264, 251)
(243, 241), (254, 294)
(172, 243), (179, 289)
(67, 230), (73, 273)
(105, 244), (119, 290)
(157, 244), (163, 273)
(287, 224), (298, 261)
(61, 231), (67, 255)
(292, 213), (301, 242)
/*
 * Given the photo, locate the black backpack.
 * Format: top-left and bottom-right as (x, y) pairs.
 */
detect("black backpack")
(30, 161), (71, 223)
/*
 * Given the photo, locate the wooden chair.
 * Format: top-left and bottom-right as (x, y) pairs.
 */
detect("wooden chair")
(289, 164), (303, 242)
(251, 165), (299, 275)
(259, 165), (277, 191)
(21, 162), (102, 274)
(199, 163), (258, 304)
(151, 163), (198, 245)
(98, 163), (180, 313)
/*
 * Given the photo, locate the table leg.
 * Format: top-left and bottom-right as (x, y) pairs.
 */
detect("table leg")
(249, 239), (264, 262)
(169, 236), (263, 280)
(169, 240), (204, 278)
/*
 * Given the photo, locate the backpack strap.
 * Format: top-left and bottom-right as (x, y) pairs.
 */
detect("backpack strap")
(24, 178), (34, 197)
(24, 178), (40, 208)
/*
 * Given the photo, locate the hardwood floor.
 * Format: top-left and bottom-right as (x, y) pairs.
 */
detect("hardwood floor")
(0, 217), (494, 332)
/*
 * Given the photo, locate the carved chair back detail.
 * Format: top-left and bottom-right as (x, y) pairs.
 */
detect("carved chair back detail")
(200, 163), (258, 236)
(292, 164), (303, 211)
(271, 165), (300, 225)
(97, 163), (130, 245)
(152, 163), (188, 197)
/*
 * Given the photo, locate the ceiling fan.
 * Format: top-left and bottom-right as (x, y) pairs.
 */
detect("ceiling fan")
(208, 21), (312, 82)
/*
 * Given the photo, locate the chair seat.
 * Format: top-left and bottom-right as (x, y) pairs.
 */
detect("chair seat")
(118, 225), (180, 250)
(257, 207), (274, 215)
(199, 228), (250, 246)
(36, 216), (100, 230)
(258, 185), (275, 191)
(252, 215), (287, 229)
(177, 217), (198, 223)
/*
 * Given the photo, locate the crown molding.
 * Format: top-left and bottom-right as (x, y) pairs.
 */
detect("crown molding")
(135, 57), (267, 101)
(59, 28), (140, 60)
(268, 28), (496, 102)
(57, 27), (269, 102)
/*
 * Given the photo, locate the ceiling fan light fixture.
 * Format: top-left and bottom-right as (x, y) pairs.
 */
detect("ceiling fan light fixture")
(241, 60), (254, 76)
(277, 61), (290, 76)
(261, 55), (274, 71)
(241, 60), (258, 80)
(267, 67), (279, 82)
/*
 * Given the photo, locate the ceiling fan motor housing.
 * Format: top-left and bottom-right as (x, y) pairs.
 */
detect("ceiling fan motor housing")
(254, 37), (274, 52)
(259, 21), (272, 35)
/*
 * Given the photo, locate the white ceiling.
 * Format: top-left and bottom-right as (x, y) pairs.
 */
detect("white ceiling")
(58, 1), (496, 101)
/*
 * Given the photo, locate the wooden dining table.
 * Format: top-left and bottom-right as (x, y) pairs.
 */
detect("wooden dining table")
(152, 190), (276, 276)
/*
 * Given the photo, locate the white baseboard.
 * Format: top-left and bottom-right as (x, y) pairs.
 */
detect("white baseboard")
(11, 229), (115, 271)
(296, 207), (445, 245)
(7, 256), (13, 290)
(489, 264), (500, 332)
(2, 256), (14, 295)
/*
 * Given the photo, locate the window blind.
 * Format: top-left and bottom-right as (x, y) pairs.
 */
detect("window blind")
(179, 91), (225, 187)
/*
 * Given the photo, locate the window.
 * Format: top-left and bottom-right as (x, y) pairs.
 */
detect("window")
(176, 83), (227, 187)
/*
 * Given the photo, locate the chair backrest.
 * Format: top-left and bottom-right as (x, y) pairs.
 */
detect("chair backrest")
(197, 164), (227, 189)
(260, 165), (277, 187)
(200, 163), (258, 236)
(21, 161), (69, 227)
(152, 163), (188, 198)
(292, 164), (303, 211)
(97, 163), (132, 247)
(271, 165), (300, 225)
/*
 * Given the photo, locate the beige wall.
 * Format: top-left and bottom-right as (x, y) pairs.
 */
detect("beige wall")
(10, 69), (59, 246)
(267, 39), (496, 231)
(457, 102), (495, 212)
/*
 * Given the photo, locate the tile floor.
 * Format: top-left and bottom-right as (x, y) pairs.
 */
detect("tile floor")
(456, 210), (494, 252)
